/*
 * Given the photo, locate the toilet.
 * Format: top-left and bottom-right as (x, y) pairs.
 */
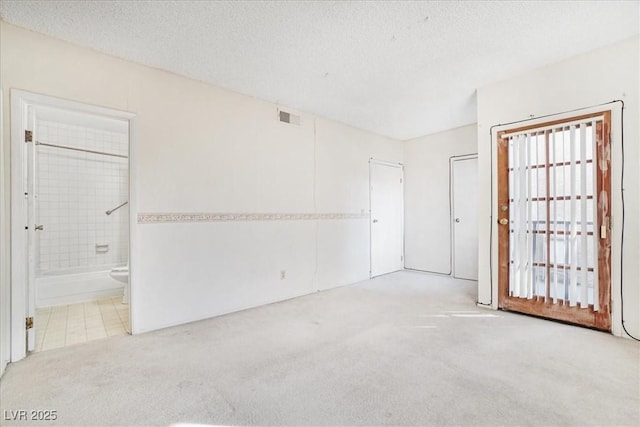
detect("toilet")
(110, 265), (129, 304)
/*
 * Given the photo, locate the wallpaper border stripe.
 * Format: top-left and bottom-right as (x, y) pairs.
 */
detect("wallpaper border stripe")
(137, 212), (370, 224)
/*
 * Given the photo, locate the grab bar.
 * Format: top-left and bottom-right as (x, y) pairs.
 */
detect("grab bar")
(106, 201), (128, 215)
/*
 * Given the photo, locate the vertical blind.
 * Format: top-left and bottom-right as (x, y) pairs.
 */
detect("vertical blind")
(505, 116), (602, 310)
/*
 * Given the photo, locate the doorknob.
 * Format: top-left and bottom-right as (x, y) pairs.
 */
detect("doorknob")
(498, 218), (508, 225)
(35, 224), (44, 231)
(455, 218), (460, 223)
(372, 219), (378, 223)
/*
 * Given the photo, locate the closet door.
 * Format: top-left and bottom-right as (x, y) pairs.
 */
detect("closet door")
(451, 156), (478, 280)
(370, 160), (404, 277)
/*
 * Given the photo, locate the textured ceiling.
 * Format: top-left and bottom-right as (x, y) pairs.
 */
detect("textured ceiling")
(1, 1), (638, 140)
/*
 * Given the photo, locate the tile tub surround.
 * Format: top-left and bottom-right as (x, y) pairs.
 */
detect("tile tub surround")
(36, 119), (129, 273)
(34, 296), (129, 352)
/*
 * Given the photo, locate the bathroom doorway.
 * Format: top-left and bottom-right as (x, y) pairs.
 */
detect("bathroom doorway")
(10, 91), (136, 361)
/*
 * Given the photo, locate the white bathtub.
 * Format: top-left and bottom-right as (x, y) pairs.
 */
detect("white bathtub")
(36, 267), (125, 307)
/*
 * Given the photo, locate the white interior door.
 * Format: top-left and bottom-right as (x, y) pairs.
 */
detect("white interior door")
(0, 88), (8, 375)
(26, 107), (37, 352)
(11, 100), (37, 356)
(452, 156), (478, 280)
(370, 160), (404, 277)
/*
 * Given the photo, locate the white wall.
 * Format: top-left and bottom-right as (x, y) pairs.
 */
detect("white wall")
(477, 35), (640, 338)
(314, 118), (403, 289)
(403, 125), (477, 274)
(0, 22), (402, 337)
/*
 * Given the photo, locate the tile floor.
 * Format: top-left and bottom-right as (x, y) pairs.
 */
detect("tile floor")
(34, 296), (129, 352)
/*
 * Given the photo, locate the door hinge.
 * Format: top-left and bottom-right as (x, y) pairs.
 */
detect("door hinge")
(25, 130), (33, 143)
(401, 255), (404, 261)
(26, 316), (34, 330)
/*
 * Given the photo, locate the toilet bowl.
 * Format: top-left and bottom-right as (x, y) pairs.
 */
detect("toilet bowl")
(110, 265), (129, 304)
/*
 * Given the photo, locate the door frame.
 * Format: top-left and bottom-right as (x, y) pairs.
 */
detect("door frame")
(495, 110), (612, 330)
(488, 103), (625, 336)
(369, 158), (404, 278)
(1, 88), (9, 377)
(9, 90), (137, 362)
(450, 154), (478, 280)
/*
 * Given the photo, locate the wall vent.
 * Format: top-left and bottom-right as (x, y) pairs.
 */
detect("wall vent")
(278, 109), (301, 126)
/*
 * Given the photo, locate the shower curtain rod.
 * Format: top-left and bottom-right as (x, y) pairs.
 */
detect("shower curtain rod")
(36, 141), (128, 159)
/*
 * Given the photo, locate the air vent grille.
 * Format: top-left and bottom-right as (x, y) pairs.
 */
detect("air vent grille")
(278, 109), (301, 126)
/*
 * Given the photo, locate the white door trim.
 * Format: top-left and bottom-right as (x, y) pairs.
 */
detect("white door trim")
(0, 87), (9, 377)
(369, 158), (403, 168)
(369, 158), (404, 278)
(9, 90), (137, 362)
(450, 154), (478, 281)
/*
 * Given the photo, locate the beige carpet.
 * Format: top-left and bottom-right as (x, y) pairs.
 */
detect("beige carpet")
(1, 270), (638, 426)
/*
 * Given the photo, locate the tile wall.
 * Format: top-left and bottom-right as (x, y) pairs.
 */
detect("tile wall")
(36, 120), (129, 274)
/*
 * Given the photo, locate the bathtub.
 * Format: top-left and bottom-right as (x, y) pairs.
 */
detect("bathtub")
(36, 265), (125, 308)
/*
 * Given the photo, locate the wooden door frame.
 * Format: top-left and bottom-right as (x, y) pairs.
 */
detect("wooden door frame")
(496, 110), (612, 330)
